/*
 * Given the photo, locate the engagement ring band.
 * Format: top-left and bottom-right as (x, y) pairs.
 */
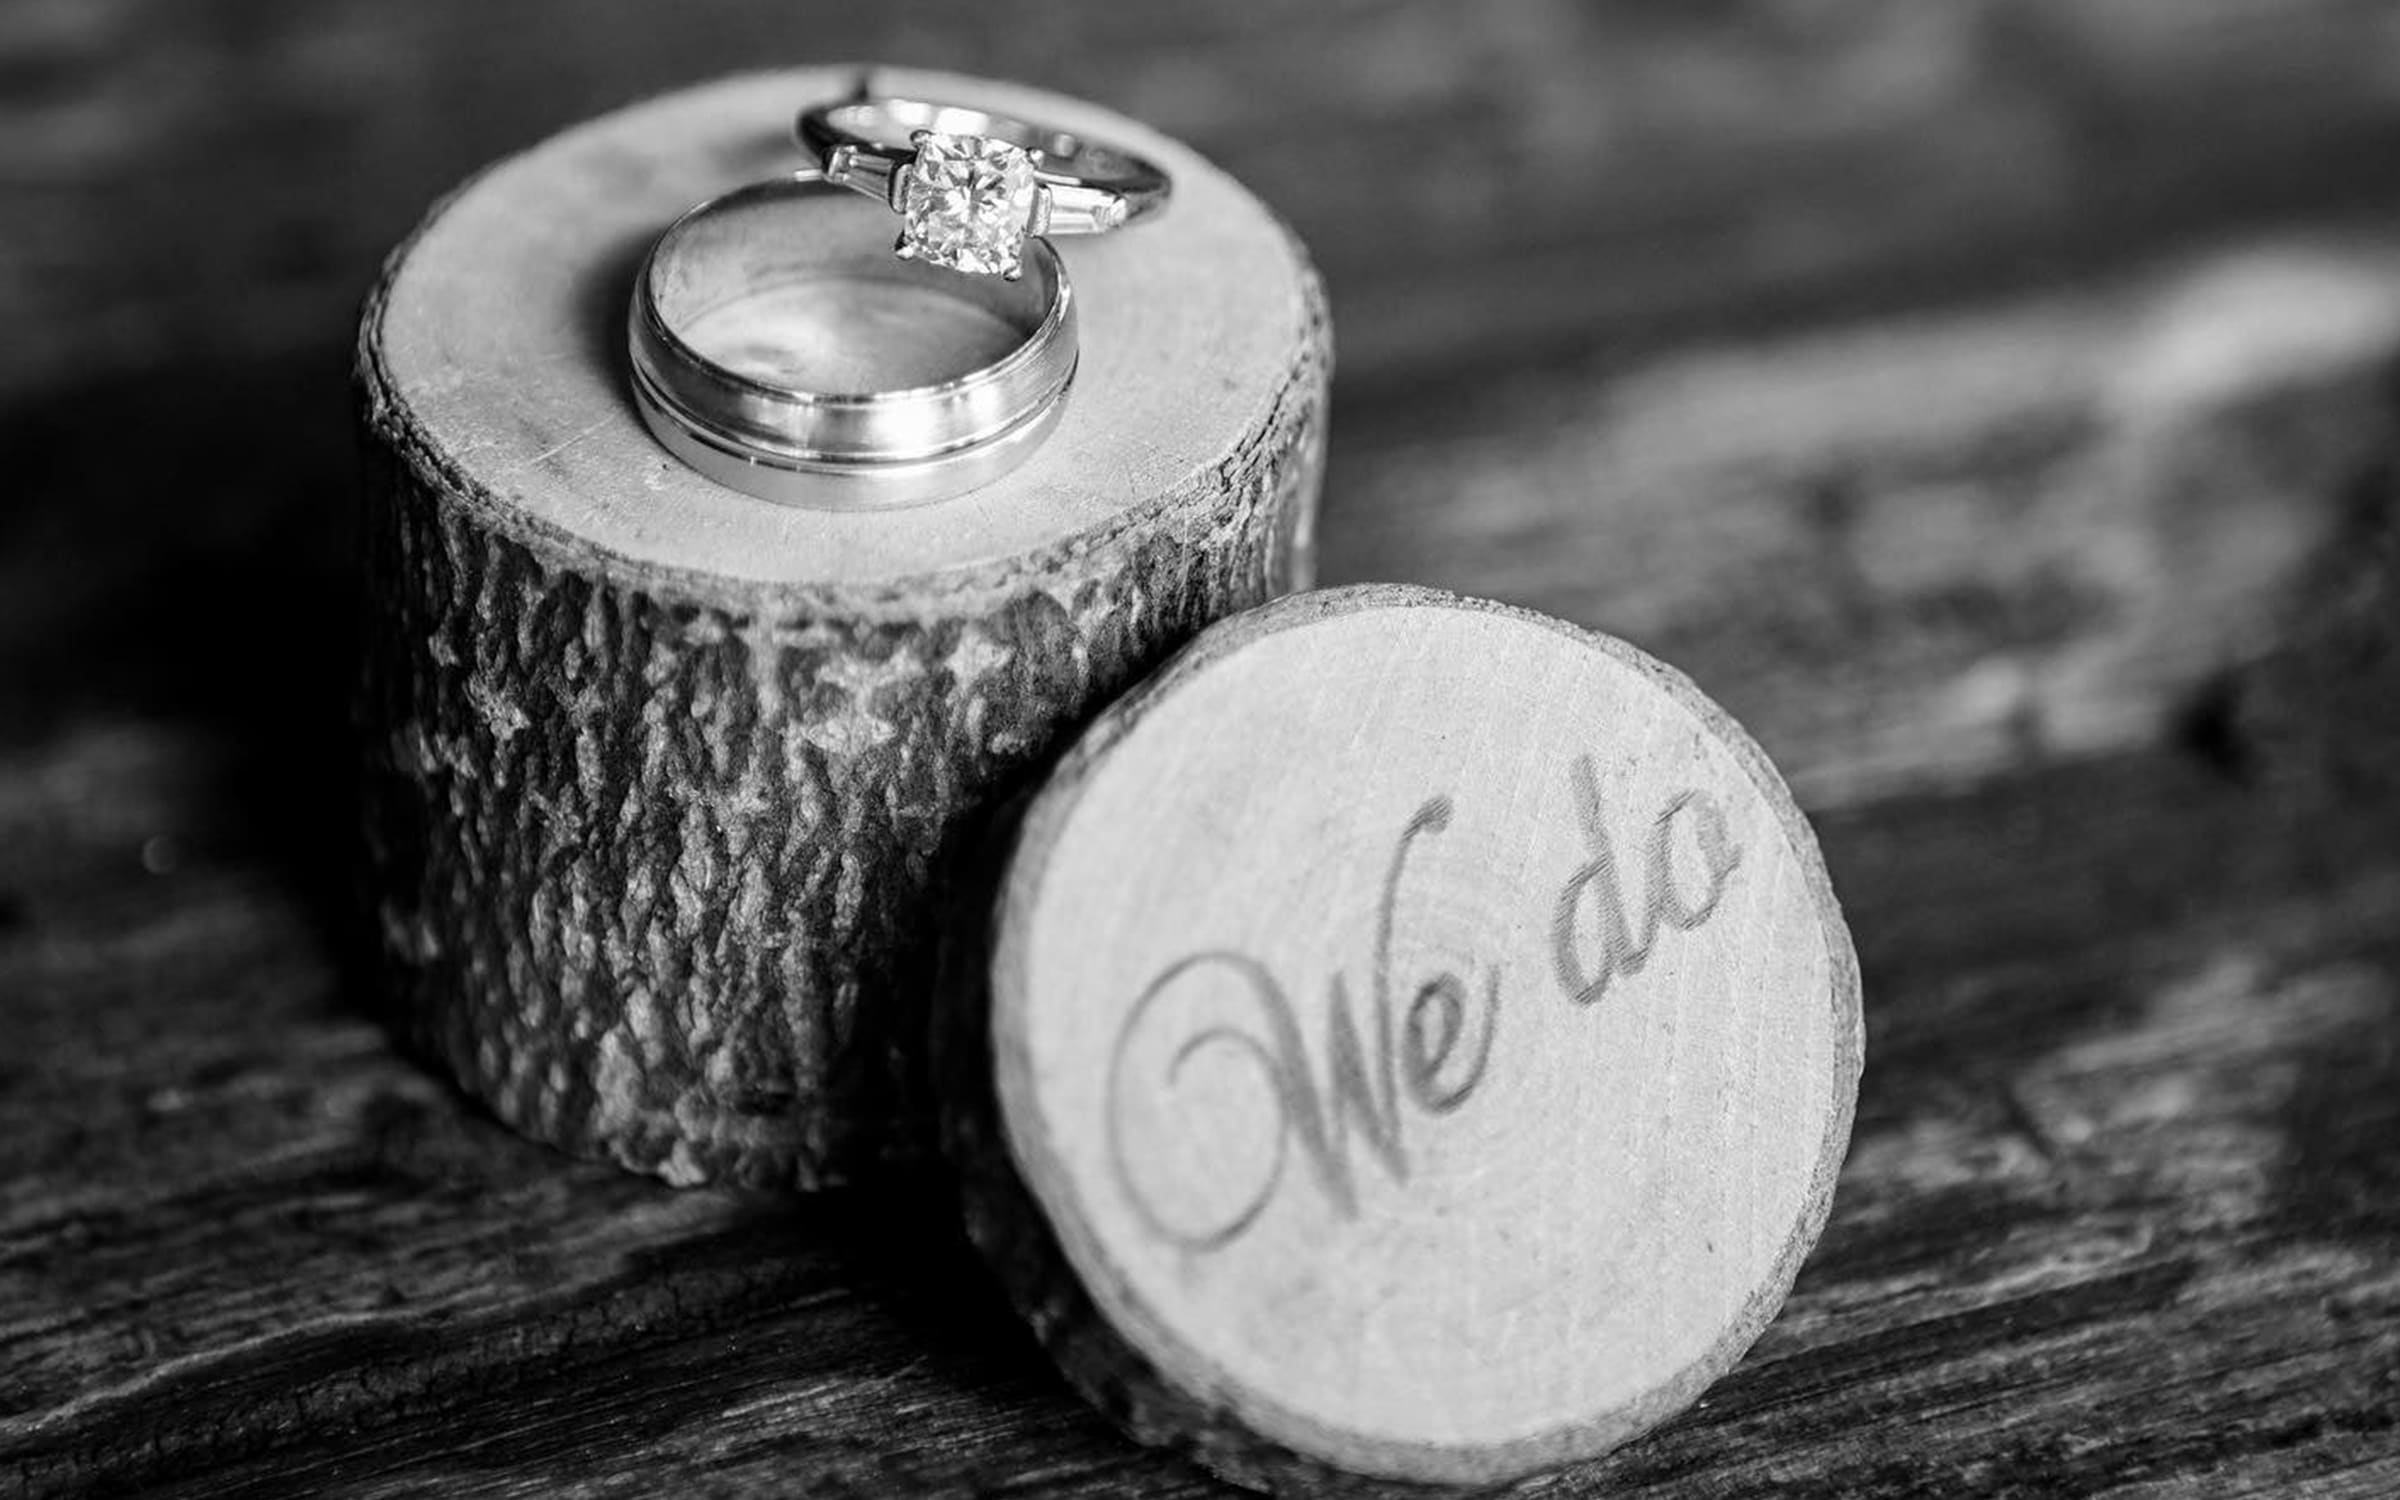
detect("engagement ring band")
(798, 94), (1171, 279)
(627, 171), (1076, 508)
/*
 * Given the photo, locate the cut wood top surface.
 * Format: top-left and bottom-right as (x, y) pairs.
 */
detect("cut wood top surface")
(990, 587), (1860, 1485)
(373, 66), (1314, 593)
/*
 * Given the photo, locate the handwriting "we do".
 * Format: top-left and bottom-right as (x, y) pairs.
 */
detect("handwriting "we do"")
(1106, 756), (1745, 1253)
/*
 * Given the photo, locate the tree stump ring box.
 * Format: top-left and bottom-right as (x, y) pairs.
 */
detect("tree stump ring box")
(946, 585), (1863, 1492)
(354, 68), (1330, 1188)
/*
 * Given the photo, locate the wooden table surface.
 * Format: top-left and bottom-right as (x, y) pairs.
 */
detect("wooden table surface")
(5, 3), (2399, 1495)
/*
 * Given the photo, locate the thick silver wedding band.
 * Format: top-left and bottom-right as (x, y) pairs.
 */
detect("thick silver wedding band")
(627, 171), (1076, 508)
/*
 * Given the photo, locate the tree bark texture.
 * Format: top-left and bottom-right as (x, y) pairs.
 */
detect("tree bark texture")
(352, 71), (1330, 1188)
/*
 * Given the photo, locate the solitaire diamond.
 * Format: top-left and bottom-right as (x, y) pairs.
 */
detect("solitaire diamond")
(898, 132), (1039, 277)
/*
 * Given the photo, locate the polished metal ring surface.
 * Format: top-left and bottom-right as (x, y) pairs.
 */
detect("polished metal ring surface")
(627, 171), (1077, 508)
(797, 93), (1171, 278)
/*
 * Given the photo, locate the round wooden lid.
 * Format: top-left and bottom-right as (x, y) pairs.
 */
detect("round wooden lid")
(975, 584), (1863, 1489)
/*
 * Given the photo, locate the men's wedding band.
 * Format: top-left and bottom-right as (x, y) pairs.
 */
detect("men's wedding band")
(627, 171), (1076, 508)
(798, 94), (1170, 279)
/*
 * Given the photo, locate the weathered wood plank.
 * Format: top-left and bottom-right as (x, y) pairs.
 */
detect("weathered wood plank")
(4, 713), (2396, 1496)
(6, 2), (2400, 1494)
(6, 204), (2397, 1490)
(6, 0), (2400, 401)
(1324, 230), (2400, 807)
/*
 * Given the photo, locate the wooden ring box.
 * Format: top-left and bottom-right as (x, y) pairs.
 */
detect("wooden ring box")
(355, 67), (1329, 1189)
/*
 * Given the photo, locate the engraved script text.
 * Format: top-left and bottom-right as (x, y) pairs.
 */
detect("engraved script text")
(1107, 762), (1743, 1253)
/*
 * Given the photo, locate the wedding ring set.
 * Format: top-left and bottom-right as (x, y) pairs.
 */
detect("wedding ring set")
(628, 88), (1170, 507)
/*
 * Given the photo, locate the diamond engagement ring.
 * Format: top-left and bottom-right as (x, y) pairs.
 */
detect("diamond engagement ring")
(798, 93), (1171, 279)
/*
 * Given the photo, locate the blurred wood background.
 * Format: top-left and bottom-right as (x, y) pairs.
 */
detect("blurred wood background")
(5, 1), (2400, 1495)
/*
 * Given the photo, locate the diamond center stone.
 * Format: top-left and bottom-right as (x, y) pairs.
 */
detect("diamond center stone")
(900, 132), (1038, 277)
